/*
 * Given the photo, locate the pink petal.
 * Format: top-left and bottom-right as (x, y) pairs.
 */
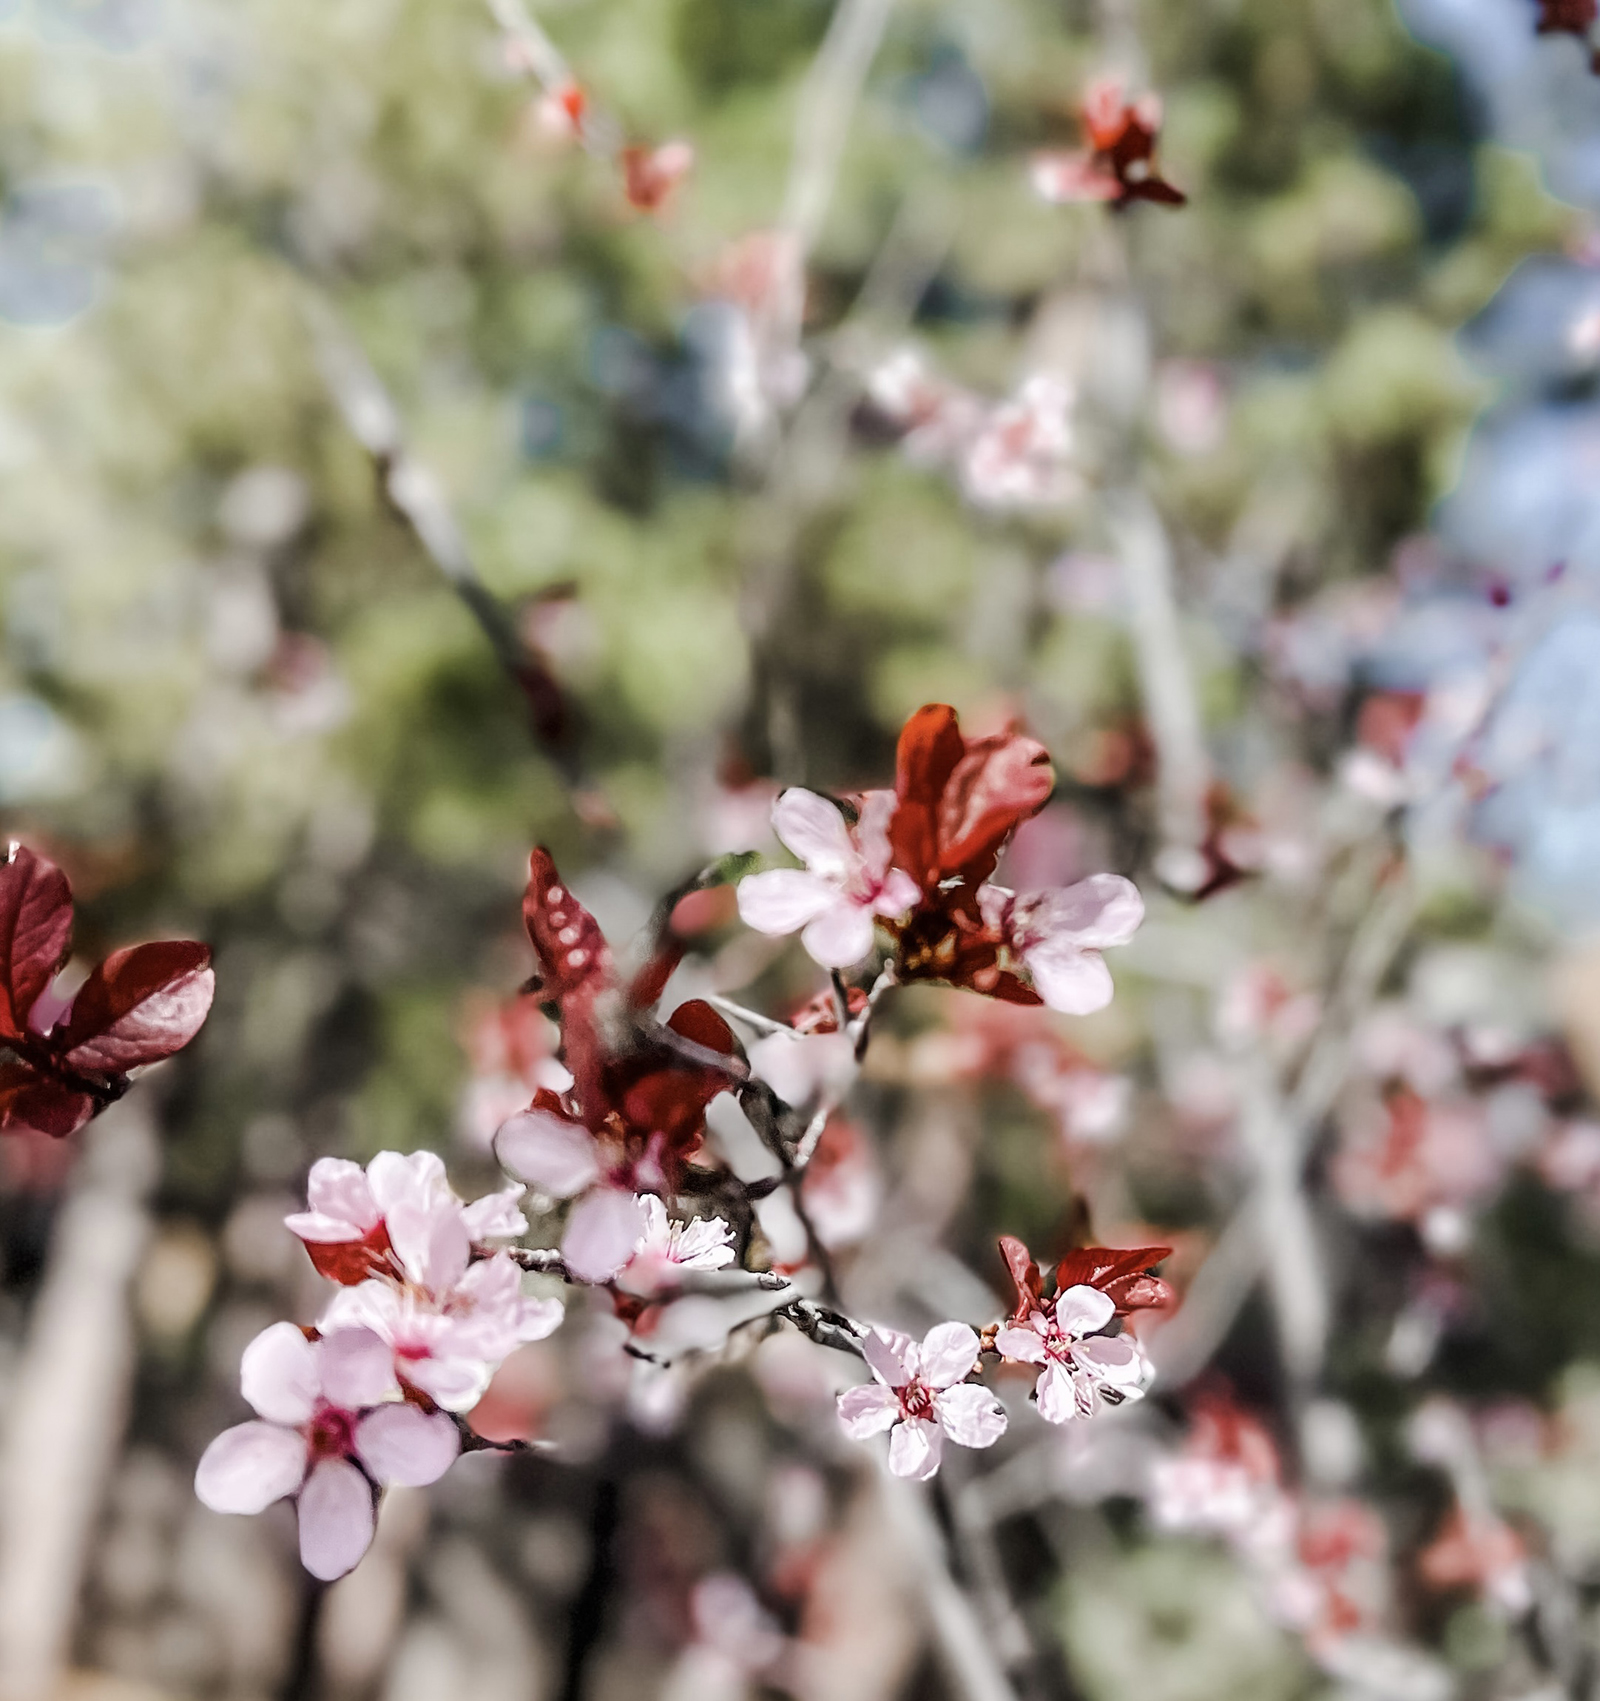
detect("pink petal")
(1024, 944), (1114, 1015)
(736, 868), (839, 936)
(386, 1198), (471, 1296)
(862, 1327), (917, 1389)
(195, 1421), (307, 1514)
(918, 1322), (980, 1391)
(240, 1322), (321, 1425)
(1021, 876), (1144, 949)
(799, 900), (876, 969)
(402, 1347), (495, 1414)
(562, 1187), (649, 1283)
(994, 1325), (1047, 1365)
(355, 1404), (460, 1487)
(1034, 1360), (1083, 1425)
(365, 1149), (450, 1215)
(1075, 1334), (1149, 1394)
(318, 1278), (401, 1341)
(887, 1417), (944, 1480)
(317, 1327), (398, 1412)
(771, 789), (855, 877)
(302, 1157), (380, 1236)
(853, 789), (900, 878)
(1053, 1284), (1116, 1337)
(837, 1383), (902, 1439)
(872, 867), (921, 920)
(935, 1383), (1008, 1449)
(297, 1458), (376, 1581)
(282, 1210), (365, 1245)
(495, 1108), (601, 1198)
(461, 1182), (528, 1242)
(746, 1031), (856, 1108)
(1029, 151), (1120, 203)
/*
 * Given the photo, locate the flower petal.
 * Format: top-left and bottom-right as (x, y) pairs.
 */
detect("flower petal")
(461, 1182), (528, 1242)
(873, 867), (922, 920)
(935, 1382), (1008, 1449)
(1034, 1360), (1082, 1425)
(366, 1150), (449, 1217)
(317, 1327), (398, 1412)
(301, 1157), (380, 1236)
(297, 1458), (376, 1581)
(355, 1404), (460, 1487)
(888, 1417), (944, 1480)
(562, 1188), (649, 1284)
(736, 868), (839, 936)
(494, 1108), (601, 1198)
(240, 1321), (321, 1425)
(195, 1421), (307, 1514)
(861, 1327), (917, 1389)
(1053, 1284), (1116, 1337)
(994, 1325), (1047, 1365)
(918, 1322), (980, 1391)
(771, 789), (856, 877)
(800, 901), (876, 969)
(1025, 945), (1114, 1015)
(1021, 876), (1144, 949)
(836, 1382), (902, 1439)
(386, 1198), (471, 1297)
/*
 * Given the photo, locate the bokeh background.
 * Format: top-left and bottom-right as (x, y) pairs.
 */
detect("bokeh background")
(6, 0), (1600, 1696)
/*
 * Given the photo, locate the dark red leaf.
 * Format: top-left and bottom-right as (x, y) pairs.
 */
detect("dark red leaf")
(0, 1061), (95, 1138)
(998, 1234), (1044, 1321)
(60, 941), (215, 1072)
(938, 730), (1055, 884)
(618, 1000), (737, 1149)
(523, 849), (614, 1001)
(1054, 1244), (1173, 1314)
(0, 846), (73, 1041)
(890, 704), (967, 892)
(305, 1223), (394, 1286)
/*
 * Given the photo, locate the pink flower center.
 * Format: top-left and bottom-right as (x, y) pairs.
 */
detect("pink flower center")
(897, 1377), (936, 1421)
(306, 1402), (357, 1462)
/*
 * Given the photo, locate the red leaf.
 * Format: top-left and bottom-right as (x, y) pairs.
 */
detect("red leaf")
(60, 941), (215, 1072)
(938, 730), (1055, 884)
(891, 704), (967, 892)
(0, 846), (73, 1041)
(618, 1000), (736, 1149)
(305, 1222), (394, 1286)
(0, 1061), (95, 1138)
(1054, 1244), (1173, 1314)
(998, 1234), (1044, 1320)
(523, 849), (614, 1002)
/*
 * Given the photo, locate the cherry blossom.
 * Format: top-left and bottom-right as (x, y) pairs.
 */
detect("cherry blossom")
(961, 375), (1080, 510)
(1030, 77), (1186, 210)
(996, 1284), (1151, 1422)
(194, 1322), (459, 1580)
(835, 1322), (1006, 1480)
(737, 789), (920, 968)
(976, 875), (1144, 1014)
(617, 1195), (736, 1294)
(1418, 1505), (1532, 1615)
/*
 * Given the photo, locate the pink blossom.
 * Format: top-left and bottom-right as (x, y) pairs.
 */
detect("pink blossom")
(194, 1322), (459, 1580)
(494, 1104), (651, 1283)
(737, 789), (920, 969)
(745, 1028), (857, 1110)
(995, 1285), (1151, 1422)
(617, 1196), (736, 1295)
(961, 376), (1079, 510)
(865, 348), (987, 467)
(835, 1322), (1007, 1480)
(978, 875), (1144, 1014)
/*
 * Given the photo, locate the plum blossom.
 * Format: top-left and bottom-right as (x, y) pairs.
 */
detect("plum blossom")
(996, 1284), (1151, 1422)
(836, 1323), (1006, 1480)
(618, 1195), (736, 1294)
(961, 375), (1080, 510)
(737, 789), (920, 968)
(978, 875), (1145, 1014)
(194, 1322), (459, 1580)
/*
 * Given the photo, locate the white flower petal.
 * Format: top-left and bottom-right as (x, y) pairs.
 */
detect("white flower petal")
(302, 1157), (380, 1235)
(386, 1198), (472, 1296)
(297, 1458), (376, 1581)
(995, 1325), (1048, 1365)
(736, 868), (839, 936)
(837, 1382), (902, 1439)
(862, 1327), (917, 1389)
(562, 1188), (649, 1284)
(240, 1322), (321, 1425)
(1025, 944), (1114, 1015)
(1053, 1285), (1116, 1337)
(366, 1150), (450, 1217)
(800, 901), (876, 969)
(355, 1404), (460, 1487)
(935, 1382), (1008, 1449)
(771, 789), (856, 876)
(888, 1417), (944, 1480)
(195, 1421), (307, 1514)
(317, 1327), (398, 1412)
(461, 1182), (528, 1242)
(1034, 1360), (1083, 1425)
(1033, 874), (1145, 948)
(918, 1322), (980, 1391)
(494, 1109), (601, 1198)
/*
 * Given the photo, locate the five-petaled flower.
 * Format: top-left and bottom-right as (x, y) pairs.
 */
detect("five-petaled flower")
(836, 1322), (1007, 1480)
(194, 1322), (459, 1580)
(737, 789), (921, 968)
(1030, 77), (1186, 210)
(618, 1195), (736, 1294)
(976, 876), (1145, 1014)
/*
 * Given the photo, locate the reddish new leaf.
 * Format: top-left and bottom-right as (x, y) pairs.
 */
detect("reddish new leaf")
(0, 1060), (94, 1138)
(891, 704), (967, 893)
(523, 848), (615, 1001)
(619, 1000), (737, 1148)
(938, 730), (1055, 884)
(60, 941), (215, 1073)
(0, 846), (73, 1041)
(1054, 1244), (1174, 1315)
(999, 1233), (1044, 1322)
(305, 1222), (395, 1286)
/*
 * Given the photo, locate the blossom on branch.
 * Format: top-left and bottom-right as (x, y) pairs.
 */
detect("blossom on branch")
(0, 843), (215, 1138)
(976, 876), (1145, 1015)
(836, 1323), (1007, 1480)
(1031, 77), (1186, 210)
(617, 1195), (736, 1294)
(194, 1322), (459, 1580)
